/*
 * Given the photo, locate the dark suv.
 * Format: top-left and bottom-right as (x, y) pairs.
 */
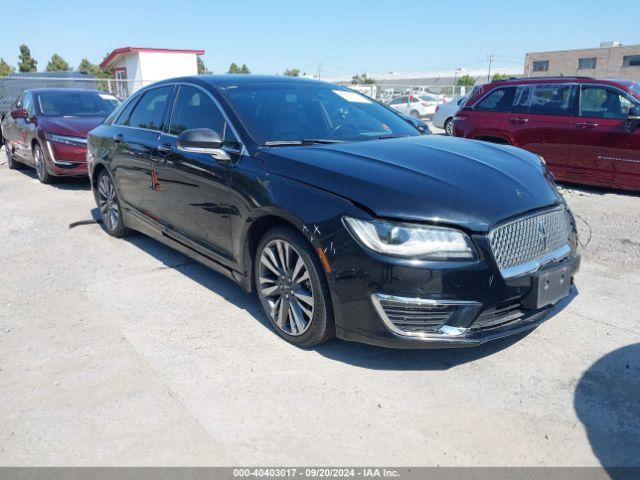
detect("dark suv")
(87, 76), (579, 349)
(453, 77), (640, 191)
(1, 88), (120, 183)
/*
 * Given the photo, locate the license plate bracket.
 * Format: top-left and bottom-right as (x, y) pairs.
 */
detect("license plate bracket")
(523, 264), (572, 309)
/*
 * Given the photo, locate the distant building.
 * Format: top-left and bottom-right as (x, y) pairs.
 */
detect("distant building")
(100, 47), (205, 97)
(524, 42), (640, 80)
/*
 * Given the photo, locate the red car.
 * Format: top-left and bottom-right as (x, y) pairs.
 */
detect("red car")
(1, 88), (120, 183)
(453, 77), (640, 191)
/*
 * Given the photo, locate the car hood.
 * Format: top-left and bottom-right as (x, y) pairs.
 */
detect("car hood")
(40, 116), (106, 137)
(261, 135), (561, 232)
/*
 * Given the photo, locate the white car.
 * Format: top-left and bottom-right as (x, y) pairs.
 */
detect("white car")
(387, 94), (439, 118)
(432, 95), (468, 135)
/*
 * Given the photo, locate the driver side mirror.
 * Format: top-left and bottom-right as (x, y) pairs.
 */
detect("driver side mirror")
(400, 114), (431, 134)
(11, 109), (29, 120)
(176, 128), (230, 162)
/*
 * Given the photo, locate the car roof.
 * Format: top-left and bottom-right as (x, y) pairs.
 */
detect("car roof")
(25, 88), (116, 95)
(156, 74), (331, 89)
(488, 76), (631, 87)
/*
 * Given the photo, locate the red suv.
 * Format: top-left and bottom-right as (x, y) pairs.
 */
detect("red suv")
(453, 77), (640, 191)
(1, 88), (120, 184)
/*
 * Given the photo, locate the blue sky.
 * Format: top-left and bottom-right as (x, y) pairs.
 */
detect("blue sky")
(3, 0), (639, 78)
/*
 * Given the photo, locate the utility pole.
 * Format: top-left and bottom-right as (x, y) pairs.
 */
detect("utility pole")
(316, 63), (323, 80)
(487, 54), (495, 82)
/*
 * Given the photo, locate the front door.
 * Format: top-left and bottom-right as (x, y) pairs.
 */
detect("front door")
(153, 84), (238, 263)
(568, 84), (640, 190)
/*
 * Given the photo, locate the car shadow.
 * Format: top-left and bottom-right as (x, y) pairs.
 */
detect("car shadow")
(88, 207), (570, 371)
(574, 343), (640, 475)
(14, 166), (90, 191)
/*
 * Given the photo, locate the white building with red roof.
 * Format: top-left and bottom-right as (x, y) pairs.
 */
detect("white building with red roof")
(100, 47), (205, 97)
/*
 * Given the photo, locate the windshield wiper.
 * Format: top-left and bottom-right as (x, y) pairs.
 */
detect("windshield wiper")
(263, 139), (344, 147)
(377, 134), (410, 140)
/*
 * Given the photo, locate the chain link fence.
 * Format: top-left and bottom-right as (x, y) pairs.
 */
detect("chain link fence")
(0, 76), (151, 116)
(349, 83), (471, 104)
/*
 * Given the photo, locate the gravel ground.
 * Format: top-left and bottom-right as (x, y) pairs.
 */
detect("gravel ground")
(0, 148), (638, 468)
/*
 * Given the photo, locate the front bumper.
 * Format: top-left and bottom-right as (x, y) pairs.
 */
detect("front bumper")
(326, 228), (580, 349)
(44, 140), (88, 176)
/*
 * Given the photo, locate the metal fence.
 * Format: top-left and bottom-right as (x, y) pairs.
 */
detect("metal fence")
(349, 83), (471, 104)
(0, 77), (151, 116)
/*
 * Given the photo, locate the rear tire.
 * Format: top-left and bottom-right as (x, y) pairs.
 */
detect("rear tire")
(410, 110), (421, 119)
(5, 144), (23, 170)
(444, 118), (454, 136)
(33, 143), (53, 184)
(97, 170), (130, 238)
(255, 226), (335, 347)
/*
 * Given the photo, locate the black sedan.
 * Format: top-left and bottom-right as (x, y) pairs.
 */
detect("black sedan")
(87, 75), (580, 348)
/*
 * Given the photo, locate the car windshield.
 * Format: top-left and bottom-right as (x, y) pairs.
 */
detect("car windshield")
(419, 95), (437, 102)
(217, 83), (420, 145)
(38, 91), (121, 117)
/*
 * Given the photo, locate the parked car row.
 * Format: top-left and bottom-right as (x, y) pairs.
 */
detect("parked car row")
(453, 76), (640, 191)
(2, 76), (581, 350)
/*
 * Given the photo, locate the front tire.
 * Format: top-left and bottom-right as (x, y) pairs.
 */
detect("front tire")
(33, 143), (53, 184)
(97, 170), (129, 238)
(255, 226), (334, 347)
(5, 144), (23, 170)
(444, 118), (454, 136)
(410, 110), (421, 119)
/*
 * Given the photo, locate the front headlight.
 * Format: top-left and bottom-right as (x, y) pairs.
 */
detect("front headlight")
(343, 217), (476, 260)
(46, 133), (87, 147)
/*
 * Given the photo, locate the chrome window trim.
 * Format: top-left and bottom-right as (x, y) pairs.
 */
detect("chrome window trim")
(371, 293), (478, 339)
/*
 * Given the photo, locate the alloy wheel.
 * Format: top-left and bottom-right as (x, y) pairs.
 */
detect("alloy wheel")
(445, 119), (454, 136)
(34, 146), (46, 181)
(98, 174), (120, 233)
(258, 239), (315, 336)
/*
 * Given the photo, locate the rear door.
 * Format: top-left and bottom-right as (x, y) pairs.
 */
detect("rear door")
(506, 83), (578, 178)
(13, 93), (36, 162)
(568, 84), (640, 190)
(109, 85), (174, 218)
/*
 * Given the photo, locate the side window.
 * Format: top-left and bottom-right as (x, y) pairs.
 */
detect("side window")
(14, 95), (24, 110)
(168, 85), (226, 136)
(125, 86), (172, 130)
(474, 87), (516, 112)
(22, 93), (34, 116)
(580, 86), (636, 120)
(528, 84), (576, 116)
(511, 86), (533, 114)
(113, 95), (141, 126)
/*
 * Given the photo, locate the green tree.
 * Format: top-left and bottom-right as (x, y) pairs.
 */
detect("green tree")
(491, 73), (510, 81)
(456, 74), (476, 87)
(240, 63), (250, 74)
(227, 62), (240, 74)
(351, 73), (376, 85)
(18, 44), (37, 72)
(283, 68), (300, 77)
(78, 58), (97, 74)
(46, 53), (70, 72)
(197, 56), (211, 74)
(0, 58), (15, 77)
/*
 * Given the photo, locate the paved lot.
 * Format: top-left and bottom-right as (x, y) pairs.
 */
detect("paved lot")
(0, 149), (639, 467)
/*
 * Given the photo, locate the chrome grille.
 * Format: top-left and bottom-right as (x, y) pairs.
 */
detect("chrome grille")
(372, 295), (456, 335)
(489, 207), (571, 278)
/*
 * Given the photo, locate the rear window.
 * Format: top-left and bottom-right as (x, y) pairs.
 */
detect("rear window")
(528, 84), (577, 116)
(124, 86), (172, 131)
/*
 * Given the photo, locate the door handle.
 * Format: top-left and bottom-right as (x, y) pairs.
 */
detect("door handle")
(509, 117), (529, 124)
(156, 143), (172, 154)
(576, 122), (599, 129)
(112, 134), (124, 143)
